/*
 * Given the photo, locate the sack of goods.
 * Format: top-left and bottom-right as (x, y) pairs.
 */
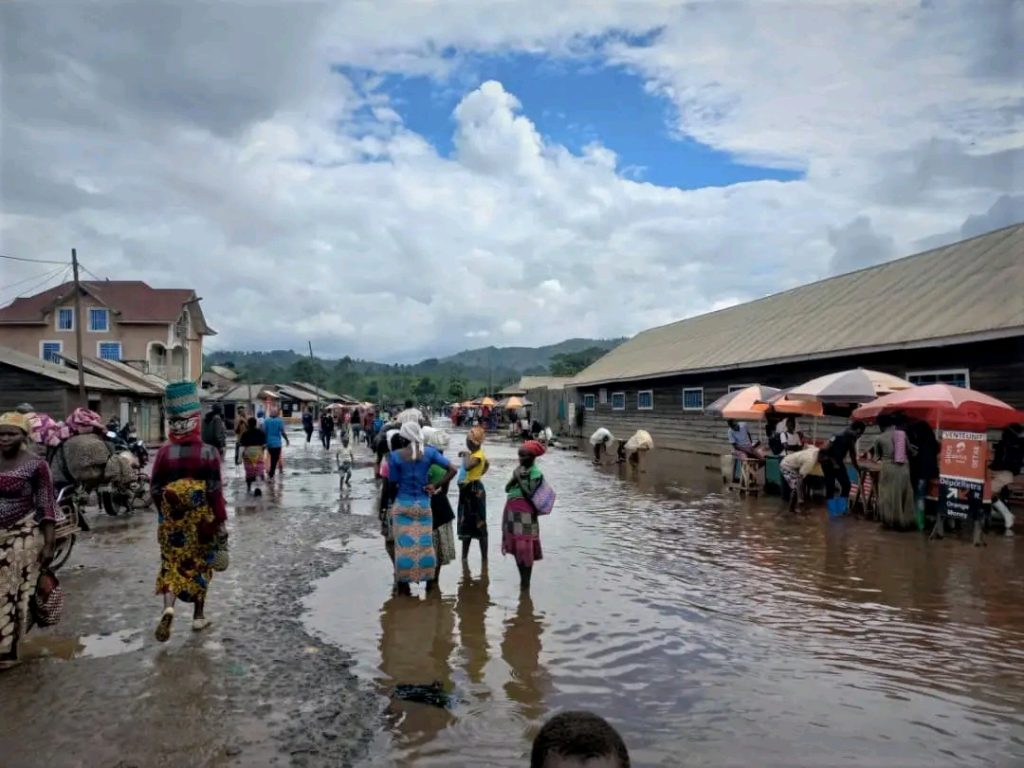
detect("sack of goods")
(624, 430), (654, 454)
(589, 428), (615, 446)
(49, 433), (113, 486)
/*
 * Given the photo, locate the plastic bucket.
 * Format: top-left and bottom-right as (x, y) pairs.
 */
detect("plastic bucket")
(827, 497), (849, 518)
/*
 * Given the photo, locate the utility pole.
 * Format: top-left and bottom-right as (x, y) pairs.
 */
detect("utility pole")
(308, 340), (320, 414)
(71, 248), (87, 406)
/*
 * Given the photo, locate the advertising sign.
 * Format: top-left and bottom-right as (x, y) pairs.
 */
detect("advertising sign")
(938, 430), (988, 521)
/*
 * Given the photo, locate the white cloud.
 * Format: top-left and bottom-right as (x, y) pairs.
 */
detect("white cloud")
(0, 2), (1020, 361)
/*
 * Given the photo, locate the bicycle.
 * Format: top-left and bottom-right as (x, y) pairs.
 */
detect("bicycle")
(51, 485), (86, 572)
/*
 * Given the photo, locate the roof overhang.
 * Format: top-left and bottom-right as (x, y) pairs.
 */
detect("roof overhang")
(573, 327), (1024, 388)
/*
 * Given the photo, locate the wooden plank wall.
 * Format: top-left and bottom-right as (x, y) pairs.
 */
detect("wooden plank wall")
(577, 337), (1023, 454)
(0, 364), (73, 417)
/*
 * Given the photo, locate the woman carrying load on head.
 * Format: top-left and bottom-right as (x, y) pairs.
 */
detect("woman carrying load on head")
(152, 381), (228, 642)
(502, 440), (549, 592)
(457, 426), (490, 565)
(0, 412), (57, 665)
(385, 422), (456, 595)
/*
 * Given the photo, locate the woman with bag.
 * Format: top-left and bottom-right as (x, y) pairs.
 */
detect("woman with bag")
(502, 440), (555, 592)
(152, 381), (228, 642)
(0, 412), (58, 665)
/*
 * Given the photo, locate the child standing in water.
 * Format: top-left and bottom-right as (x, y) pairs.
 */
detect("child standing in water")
(457, 427), (489, 565)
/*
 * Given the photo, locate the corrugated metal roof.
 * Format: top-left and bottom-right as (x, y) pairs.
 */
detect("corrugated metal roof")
(0, 345), (125, 391)
(519, 376), (574, 391)
(72, 357), (164, 395)
(208, 365), (239, 380)
(574, 223), (1024, 387)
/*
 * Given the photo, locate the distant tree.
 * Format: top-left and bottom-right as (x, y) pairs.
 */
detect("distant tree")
(448, 377), (466, 402)
(549, 347), (608, 377)
(288, 357), (327, 384)
(366, 380), (380, 398)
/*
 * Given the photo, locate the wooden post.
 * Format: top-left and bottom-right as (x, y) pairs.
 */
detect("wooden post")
(71, 248), (87, 406)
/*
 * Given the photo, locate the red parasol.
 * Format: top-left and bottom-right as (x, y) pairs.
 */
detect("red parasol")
(852, 384), (1024, 430)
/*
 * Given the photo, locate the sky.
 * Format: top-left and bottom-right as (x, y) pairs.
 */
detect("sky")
(1, 1), (1022, 361)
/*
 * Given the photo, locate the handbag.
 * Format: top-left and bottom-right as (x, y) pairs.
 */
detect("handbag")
(516, 475), (556, 516)
(31, 569), (65, 627)
(211, 534), (230, 572)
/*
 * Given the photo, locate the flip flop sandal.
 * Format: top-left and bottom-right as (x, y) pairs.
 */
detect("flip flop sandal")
(192, 618), (212, 632)
(155, 607), (175, 642)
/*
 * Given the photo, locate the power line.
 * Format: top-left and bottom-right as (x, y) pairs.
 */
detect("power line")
(0, 252), (68, 265)
(78, 263), (105, 282)
(1, 265), (66, 293)
(0, 264), (71, 306)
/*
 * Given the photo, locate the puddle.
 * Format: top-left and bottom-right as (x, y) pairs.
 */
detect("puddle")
(302, 437), (1024, 768)
(22, 628), (145, 661)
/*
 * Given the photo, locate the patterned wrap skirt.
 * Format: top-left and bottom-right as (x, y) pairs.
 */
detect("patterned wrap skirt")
(457, 480), (488, 540)
(390, 496), (437, 584)
(156, 479), (217, 603)
(501, 497), (543, 568)
(242, 446), (265, 483)
(0, 514), (44, 660)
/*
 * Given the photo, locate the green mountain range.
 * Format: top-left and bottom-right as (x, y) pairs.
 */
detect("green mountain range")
(204, 337), (624, 404)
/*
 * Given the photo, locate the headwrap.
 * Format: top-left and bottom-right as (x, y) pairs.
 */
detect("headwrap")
(522, 440), (546, 457)
(66, 408), (104, 435)
(0, 412), (31, 434)
(421, 426), (450, 450)
(468, 426), (486, 446)
(165, 380), (201, 442)
(400, 421), (424, 459)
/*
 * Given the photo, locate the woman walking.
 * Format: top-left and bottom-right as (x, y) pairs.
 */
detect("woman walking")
(239, 417), (267, 496)
(385, 422), (456, 595)
(457, 427), (489, 564)
(152, 382), (228, 641)
(423, 427), (457, 587)
(872, 414), (916, 531)
(502, 440), (549, 591)
(0, 412), (57, 665)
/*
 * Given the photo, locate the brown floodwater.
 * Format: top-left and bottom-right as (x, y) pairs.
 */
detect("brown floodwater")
(304, 436), (1024, 767)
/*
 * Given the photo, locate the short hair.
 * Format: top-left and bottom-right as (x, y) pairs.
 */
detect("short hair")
(850, 420), (866, 433)
(531, 711), (630, 768)
(404, 399), (415, 409)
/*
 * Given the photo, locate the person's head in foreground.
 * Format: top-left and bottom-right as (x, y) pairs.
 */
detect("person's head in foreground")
(531, 711), (630, 768)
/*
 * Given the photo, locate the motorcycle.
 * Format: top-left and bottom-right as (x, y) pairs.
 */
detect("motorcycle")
(98, 427), (151, 517)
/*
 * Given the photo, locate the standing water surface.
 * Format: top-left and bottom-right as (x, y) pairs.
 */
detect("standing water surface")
(303, 437), (1024, 767)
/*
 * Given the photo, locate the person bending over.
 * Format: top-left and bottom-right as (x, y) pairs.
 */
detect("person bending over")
(531, 711), (630, 768)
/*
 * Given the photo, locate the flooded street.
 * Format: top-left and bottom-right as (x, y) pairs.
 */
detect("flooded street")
(1, 433), (1022, 767)
(308, 437), (1024, 768)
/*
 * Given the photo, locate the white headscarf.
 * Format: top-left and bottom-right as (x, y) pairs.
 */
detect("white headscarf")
(400, 421), (424, 459)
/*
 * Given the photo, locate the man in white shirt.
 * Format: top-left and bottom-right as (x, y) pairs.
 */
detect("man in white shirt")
(727, 420), (759, 458)
(777, 416), (804, 453)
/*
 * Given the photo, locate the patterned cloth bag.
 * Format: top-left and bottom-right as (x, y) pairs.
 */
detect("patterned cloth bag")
(31, 569), (65, 627)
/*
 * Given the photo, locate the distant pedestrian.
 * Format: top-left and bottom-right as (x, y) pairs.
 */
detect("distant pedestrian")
(819, 421), (866, 503)
(302, 406), (315, 445)
(590, 428), (614, 464)
(531, 711), (630, 768)
(239, 417), (267, 495)
(502, 440), (551, 591)
(152, 381), (227, 641)
(201, 404), (227, 458)
(233, 407), (248, 465)
(397, 399), (425, 426)
(320, 410), (335, 450)
(457, 427), (489, 564)
(263, 408), (289, 479)
(0, 412), (57, 665)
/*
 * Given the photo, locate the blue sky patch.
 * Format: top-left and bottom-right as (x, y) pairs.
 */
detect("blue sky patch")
(341, 52), (801, 190)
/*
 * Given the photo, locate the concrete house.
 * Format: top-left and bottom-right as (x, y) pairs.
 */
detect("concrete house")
(0, 280), (214, 381)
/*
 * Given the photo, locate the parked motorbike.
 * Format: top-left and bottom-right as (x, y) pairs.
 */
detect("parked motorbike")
(98, 429), (151, 516)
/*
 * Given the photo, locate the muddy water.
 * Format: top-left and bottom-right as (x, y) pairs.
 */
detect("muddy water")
(304, 437), (1024, 768)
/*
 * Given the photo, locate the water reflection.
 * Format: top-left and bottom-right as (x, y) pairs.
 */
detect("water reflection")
(500, 593), (547, 722)
(456, 564), (491, 686)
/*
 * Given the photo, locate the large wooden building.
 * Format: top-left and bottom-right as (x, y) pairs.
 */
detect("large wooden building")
(572, 223), (1024, 454)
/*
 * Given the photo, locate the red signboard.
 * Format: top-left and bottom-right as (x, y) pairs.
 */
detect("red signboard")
(938, 431), (988, 521)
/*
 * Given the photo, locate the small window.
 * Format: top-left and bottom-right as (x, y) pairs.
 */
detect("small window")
(728, 383), (753, 393)
(57, 308), (74, 331)
(683, 387), (704, 411)
(89, 308), (109, 332)
(41, 341), (63, 363)
(98, 341), (122, 361)
(611, 392), (626, 411)
(583, 394), (596, 411)
(599, 388), (608, 405)
(907, 369), (969, 389)
(637, 390), (654, 410)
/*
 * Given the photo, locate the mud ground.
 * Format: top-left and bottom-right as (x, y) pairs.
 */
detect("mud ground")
(0, 446), (381, 768)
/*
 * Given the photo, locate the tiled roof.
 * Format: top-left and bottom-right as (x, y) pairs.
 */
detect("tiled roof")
(574, 223), (1024, 386)
(0, 280), (214, 333)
